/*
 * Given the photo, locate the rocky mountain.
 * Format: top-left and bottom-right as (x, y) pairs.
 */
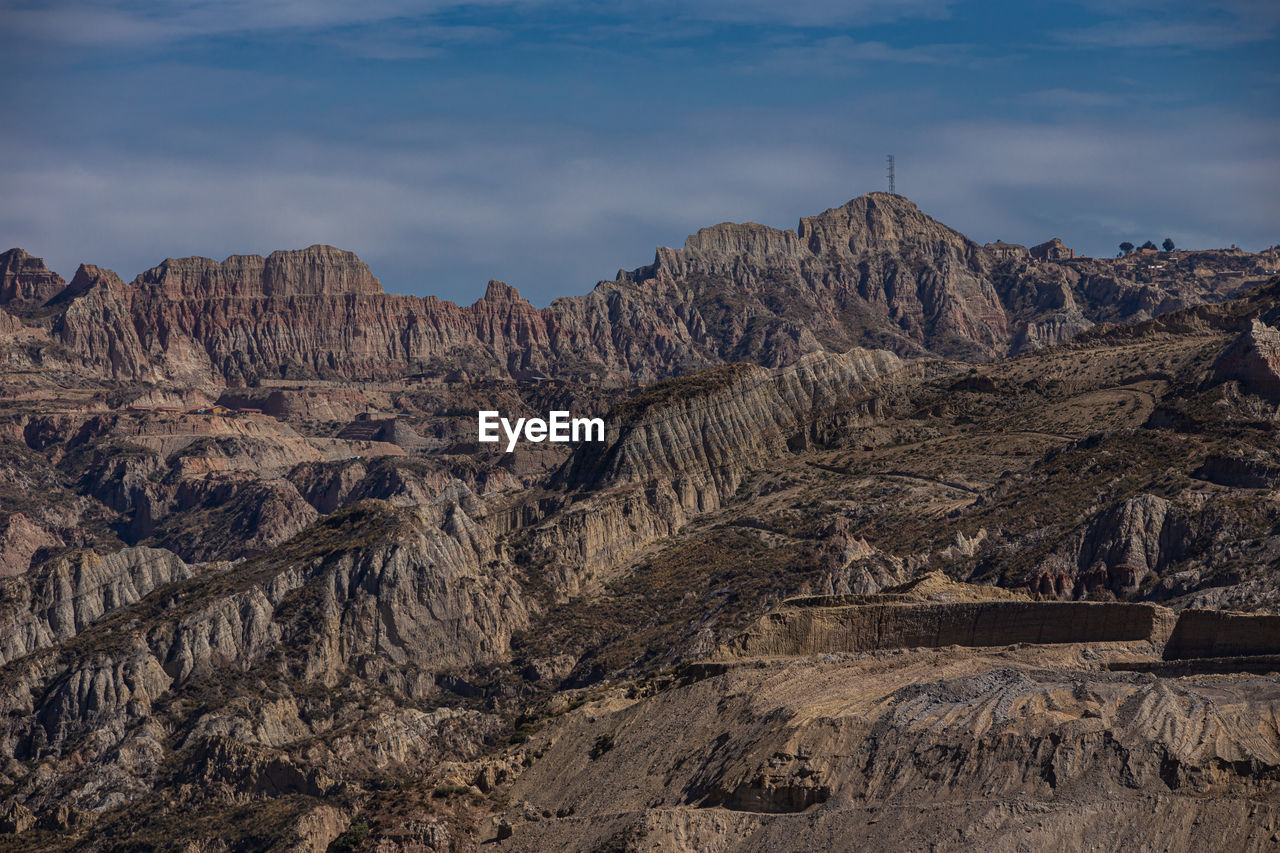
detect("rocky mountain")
(0, 248), (66, 316)
(3, 195), (1272, 391)
(0, 199), (1278, 851)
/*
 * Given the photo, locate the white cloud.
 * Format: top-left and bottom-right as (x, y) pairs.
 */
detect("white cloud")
(740, 35), (978, 76)
(655, 0), (955, 27)
(900, 112), (1280, 253)
(0, 0), (959, 50)
(1059, 0), (1280, 49)
(0, 119), (855, 302)
(3, 107), (1276, 306)
(0, 0), (536, 47)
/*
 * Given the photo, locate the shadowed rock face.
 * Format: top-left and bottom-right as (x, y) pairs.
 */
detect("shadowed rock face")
(51, 264), (155, 381)
(1165, 610), (1280, 659)
(715, 599), (1177, 659)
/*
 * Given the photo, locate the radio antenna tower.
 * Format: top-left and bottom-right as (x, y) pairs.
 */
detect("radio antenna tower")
(887, 154), (896, 195)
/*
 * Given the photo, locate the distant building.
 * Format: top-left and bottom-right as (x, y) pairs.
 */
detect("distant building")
(985, 240), (1028, 261)
(1030, 238), (1075, 261)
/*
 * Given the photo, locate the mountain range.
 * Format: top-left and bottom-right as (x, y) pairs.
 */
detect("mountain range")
(4, 194), (1274, 388)
(1, 194), (1279, 851)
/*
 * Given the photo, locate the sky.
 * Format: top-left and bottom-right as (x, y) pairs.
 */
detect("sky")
(1, 1), (1277, 306)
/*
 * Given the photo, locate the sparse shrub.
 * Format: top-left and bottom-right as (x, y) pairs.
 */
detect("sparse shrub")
(510, 714), (545, 744)
(331, 820), (370, 852)
(432, 783), (472, 798)
(589, 734), (615, 759)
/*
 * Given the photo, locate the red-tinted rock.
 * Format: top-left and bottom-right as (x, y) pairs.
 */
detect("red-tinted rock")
(0, 248), (66, 313)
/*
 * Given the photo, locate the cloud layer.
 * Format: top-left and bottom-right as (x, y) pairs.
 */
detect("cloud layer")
(1, 1), (1276, 304)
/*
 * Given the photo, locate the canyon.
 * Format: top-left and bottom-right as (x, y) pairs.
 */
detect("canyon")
(0, 194), (1278, 851)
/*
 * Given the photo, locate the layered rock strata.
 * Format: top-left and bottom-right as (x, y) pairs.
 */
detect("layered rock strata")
(0, 249), (66, 314)
(1213, 318), (1280, 398)
(0, 547), (193, 667)
(11, 195), (1268, 389)
(715, 598), (1176, 659)
(1164, 610), (1280, 659)
(524, 348), (908, 588)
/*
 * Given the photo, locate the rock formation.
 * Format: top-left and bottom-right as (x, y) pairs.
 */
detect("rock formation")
(503, 656), (1280, 852)
(0, 200), (1278, 850)
(0, 546), (193, 667)
(9, 194), (1269, 391)
(1213, 318), (1280, 398)
(715, 575), (1176, 659)
(0, 249), (66, 314)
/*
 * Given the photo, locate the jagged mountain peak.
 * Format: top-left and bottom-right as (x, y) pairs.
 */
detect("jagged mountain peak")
(0, 246), (67, 311)
(798, 192), (981, 258)
(479, 279), (526, 303)
(69, 262), (127, 288)
(132, 243), (383, 299)
(673, 193), (939, 261)
(8, 194), (1274, 388)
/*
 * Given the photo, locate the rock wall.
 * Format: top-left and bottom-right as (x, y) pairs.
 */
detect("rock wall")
(716, 599), (1177, 659)
(0, 248), (66, 314)
(0, 547), (193, 668)
(1164, 610), (1280, 660)
(527, 348), (906, 588)
(18, 196), (1276, 388)
(1212, 318), (1280, 398)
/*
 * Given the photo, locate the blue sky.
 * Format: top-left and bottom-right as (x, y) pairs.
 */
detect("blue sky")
(1, 1), (1277, 305)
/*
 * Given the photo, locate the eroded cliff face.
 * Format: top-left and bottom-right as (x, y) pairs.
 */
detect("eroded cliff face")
(18, 195), (1267, 391)
(611, 194), (1009, 363)
(135, 245), (383, 299)
(2, 210), (1279, 849)
(0, 495), (530, 822)
(498, 649), (1280, 853)
(0, 546), (194, 668)
(1214, 318), (1280, 398)
(0, 249), (66, 315)
(1028, 494), (1190, 597)
(569, 349), (904, 500)
(52, 264), (161, 382)
(521, 348), (908, 590)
